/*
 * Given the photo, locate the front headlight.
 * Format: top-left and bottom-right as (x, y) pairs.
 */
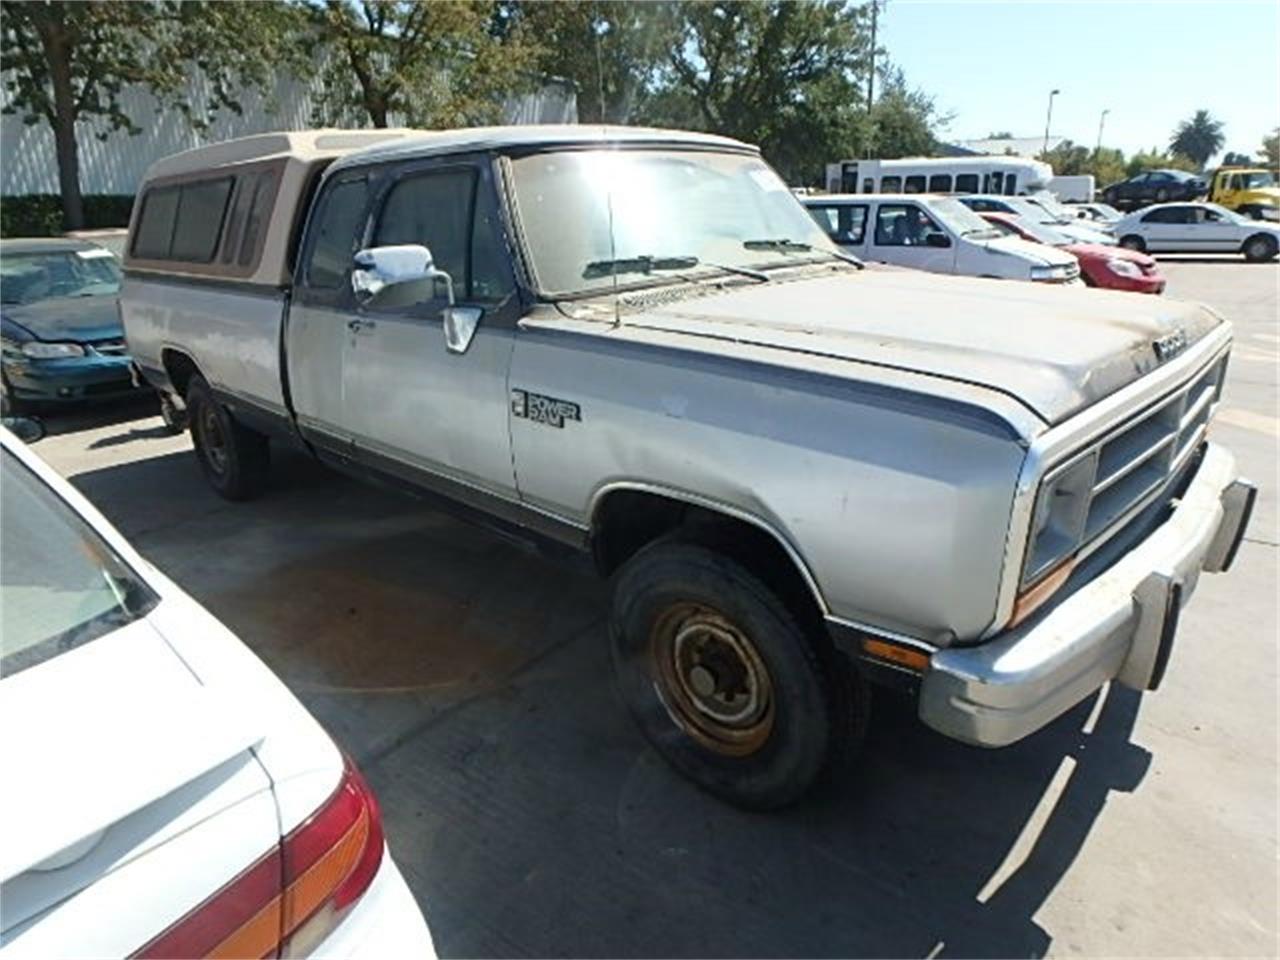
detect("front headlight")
(1023, 452), (1098, 585)
(1261, 207), (1280, 221)
(1030, 264), (1072, 282)
(21, 341), (86, 359)
(1105, 258), (1143, 278)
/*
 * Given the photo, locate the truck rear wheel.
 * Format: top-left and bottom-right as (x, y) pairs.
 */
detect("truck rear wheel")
(610, 540), (862, 810)
(186, 375), (269, 500)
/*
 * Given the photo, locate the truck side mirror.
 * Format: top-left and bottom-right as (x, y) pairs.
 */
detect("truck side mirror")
(352, 244), (455, 306)
(925, 232), (952, 249)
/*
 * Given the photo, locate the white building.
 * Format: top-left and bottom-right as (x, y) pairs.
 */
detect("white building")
(945, 135), (1068, 159)
(1, 69), (576, 197)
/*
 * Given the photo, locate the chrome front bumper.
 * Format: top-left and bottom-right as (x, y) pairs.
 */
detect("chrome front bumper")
(920, 443), (1255, 747)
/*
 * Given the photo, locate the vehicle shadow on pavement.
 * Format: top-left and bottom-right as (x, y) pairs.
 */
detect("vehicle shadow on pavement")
(31, 393), (160, 437)
(67, 441), (1151, 960)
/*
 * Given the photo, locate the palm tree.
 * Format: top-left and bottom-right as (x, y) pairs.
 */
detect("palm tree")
(1169, 109), (1226, 168)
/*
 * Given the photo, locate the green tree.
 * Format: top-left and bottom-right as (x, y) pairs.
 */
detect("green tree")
(309, 1), (540, 128)
(638, 0), (873, 184)
(1168, 108), (1225, 168)
(1259, 128), (1279, 167)
(0, 1), (306, 229)
(985, 130), (1014, 139)
(1090, 147), (1126, 189)
(506, 1), (677, 124)
(1220, 151), (1254, 166)
(1041, 139), (1092, 175)
(857, 65), (943, 160)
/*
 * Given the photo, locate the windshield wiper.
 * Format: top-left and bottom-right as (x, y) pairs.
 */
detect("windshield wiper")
(583, 254), (769, 283)
(743, 238), (813, 253)
(582, 255), (699, 280)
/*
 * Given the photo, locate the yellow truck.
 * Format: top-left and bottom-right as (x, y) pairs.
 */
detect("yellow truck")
(1206, 167), (1280, 220)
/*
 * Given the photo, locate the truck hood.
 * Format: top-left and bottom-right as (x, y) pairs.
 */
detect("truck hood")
(1, 294), (121, 343)
(620, 268), (1223, 425)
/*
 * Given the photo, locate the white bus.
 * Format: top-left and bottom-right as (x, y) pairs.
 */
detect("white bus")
(824, 156), (1054, 198)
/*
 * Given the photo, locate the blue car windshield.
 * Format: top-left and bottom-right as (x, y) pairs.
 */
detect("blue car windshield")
(0, 249), (121, 305)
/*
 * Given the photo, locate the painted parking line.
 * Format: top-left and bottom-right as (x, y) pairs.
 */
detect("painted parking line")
(1214, 406), (1280, 437)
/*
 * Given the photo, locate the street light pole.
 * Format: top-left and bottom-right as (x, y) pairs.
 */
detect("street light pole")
(1043, 88), (1060, 155)
(1095, 108), (1110, 155)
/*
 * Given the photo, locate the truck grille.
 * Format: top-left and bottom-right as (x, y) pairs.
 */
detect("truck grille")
(1080, 353), (1228, 554)
(1021, 350), (1229, 588)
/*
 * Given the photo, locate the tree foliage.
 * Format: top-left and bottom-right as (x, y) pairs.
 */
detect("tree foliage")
(1, 1), (306, 228)
(308, 1), (540, 128)
(507, 1), (677, 124)
(635, 0), (874, 184)
(1259, 128), (1280, 167)
(1168, 108), (1224, 169)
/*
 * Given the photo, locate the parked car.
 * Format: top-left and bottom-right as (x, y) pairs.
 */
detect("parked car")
(1102, 169), (1207, 209)
(1204, 167), (1280, 220)
(0, 238), (143, 414)
(1072, 201), (1125, 225)
(805, 193), (1080, 283)
(956, 195), (1117, 245)
(1113, 202), (1280, 261)
(123, 127), (1253, 810)
(977, 211), (1165, 294)
(63, 228), (130, 258)
(0, 423), (435, 957)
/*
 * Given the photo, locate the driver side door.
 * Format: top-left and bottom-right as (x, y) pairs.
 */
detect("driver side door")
(342, 156), (523, 502)
(869, 203), (956, 274)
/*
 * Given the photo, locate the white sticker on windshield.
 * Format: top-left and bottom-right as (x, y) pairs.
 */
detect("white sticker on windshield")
(748, 168), (788, 193)
(75, 248), (115, 260)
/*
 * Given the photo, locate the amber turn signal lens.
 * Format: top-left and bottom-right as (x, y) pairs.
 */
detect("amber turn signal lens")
(861, 637), (931, 672)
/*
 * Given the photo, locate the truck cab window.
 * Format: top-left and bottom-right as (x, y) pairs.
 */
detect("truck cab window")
(305, 178), (369, 289)
(372, 167), (513, 305)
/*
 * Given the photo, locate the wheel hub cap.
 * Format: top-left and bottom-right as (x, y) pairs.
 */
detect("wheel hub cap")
(650, 603), (775, 756)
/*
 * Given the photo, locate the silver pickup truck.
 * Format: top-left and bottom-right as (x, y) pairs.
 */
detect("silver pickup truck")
(122, 126), (1255, 809)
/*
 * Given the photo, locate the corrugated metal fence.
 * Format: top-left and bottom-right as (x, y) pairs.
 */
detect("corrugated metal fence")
(0, 68), (577, 196)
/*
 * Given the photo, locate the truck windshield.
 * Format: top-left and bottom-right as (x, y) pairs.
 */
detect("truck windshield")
(508, 149), (839, 296)
(1236, 171), (1277, 189)
(0, 249), (121, 306)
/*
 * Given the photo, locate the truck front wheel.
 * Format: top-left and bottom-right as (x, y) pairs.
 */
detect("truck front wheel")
(610, 540), (862, 809)
(186, 375), (270, 500)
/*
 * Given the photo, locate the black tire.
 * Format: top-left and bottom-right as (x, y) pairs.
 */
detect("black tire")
(610, 539), (863, 810)
(1120, 234), (1147, 253)
(186, 375), (269, 500)
(1242, 233), (1278, 263)
(159, 392), (187, 435)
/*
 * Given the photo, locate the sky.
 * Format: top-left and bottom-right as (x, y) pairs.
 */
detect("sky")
(878, 0), (1280, 161)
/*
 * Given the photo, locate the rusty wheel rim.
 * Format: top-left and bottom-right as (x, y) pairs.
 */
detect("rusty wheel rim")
(197, 404), (228, 476)
(649, 602), (774, 757)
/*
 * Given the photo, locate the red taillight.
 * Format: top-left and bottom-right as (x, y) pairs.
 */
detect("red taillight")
(134, 756), (384, 959)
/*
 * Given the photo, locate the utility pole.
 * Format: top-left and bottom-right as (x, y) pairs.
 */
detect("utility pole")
(1043, 88), (1060, 156)
(1095, 108), (1110, 155)
(866, 0), (878, 111)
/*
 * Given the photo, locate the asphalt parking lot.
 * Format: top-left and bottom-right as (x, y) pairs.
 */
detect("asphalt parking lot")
(33, 257), (1278, 958)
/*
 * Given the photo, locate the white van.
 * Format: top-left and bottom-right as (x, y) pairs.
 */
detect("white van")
(803, 193), (1080, 283)
(1048, 175), (1096, 203)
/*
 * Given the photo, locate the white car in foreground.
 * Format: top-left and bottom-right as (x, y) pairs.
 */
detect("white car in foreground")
(0, 425), (434, 959)
(1112, 202), (1280, 262)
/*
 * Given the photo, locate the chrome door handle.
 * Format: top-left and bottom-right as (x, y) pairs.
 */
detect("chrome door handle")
(347, 319), (376, 333)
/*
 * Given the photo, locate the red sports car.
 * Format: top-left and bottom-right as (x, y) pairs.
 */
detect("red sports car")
(978, 211), (1166, 294)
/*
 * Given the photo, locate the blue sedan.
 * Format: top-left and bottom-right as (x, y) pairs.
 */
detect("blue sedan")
(1, 238), (145, 413)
